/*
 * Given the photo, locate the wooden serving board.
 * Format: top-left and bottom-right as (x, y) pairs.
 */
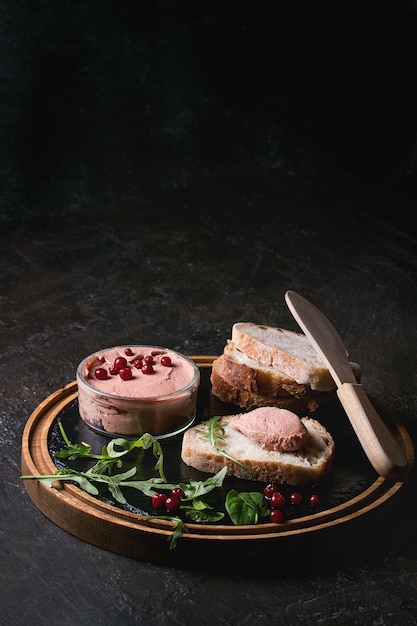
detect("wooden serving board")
(21, 357), (414, 568)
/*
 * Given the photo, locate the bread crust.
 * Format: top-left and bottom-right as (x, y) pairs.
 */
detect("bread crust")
(222, 340), (321, 397)
(181, 415), (335, 486)
(210, 361), (330, 413)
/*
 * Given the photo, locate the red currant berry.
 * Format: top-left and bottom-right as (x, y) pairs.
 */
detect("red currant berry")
(270, 492), (286, 509)
(165, 496), (181, 512)
(171, 487), (184, 499)
(270, 509), (284, 523)
(109, 364), (119, 375)
(309, 494), (320, 506)
(94, 368), (108, 380)
(114, 356), (128, 371)
(151, 493), (167, 509)
(141, 363), (154, 375)
(144, 355), (154, 365)
(263, 483), (279, 499)
(119, 367), (133, 380)
(124, 348), (133, 356)
(161, 355), (172, 367)
(133, 359), (143, 369)
(290, 492), (303, 505)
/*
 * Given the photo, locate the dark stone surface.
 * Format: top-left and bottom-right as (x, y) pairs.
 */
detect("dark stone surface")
(1, 3), (417, 624)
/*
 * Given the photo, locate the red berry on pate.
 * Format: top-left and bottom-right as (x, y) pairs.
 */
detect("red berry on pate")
(113, 356), (128, 371)
(94, 368), (108, 380)
(119, 367), (133, 380)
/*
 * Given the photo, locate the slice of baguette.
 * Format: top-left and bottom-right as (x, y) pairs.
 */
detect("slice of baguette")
(210, 363), (328, 413)
(232, 322), (336, 391)
(181, 415), (335, 485)
(221, 340), (319, 397)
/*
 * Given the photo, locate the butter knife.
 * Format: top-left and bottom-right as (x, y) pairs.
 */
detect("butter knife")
(285, 290), (406, 479)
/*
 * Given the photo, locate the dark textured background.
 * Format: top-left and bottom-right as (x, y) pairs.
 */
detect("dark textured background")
(1, 1), (416, 224)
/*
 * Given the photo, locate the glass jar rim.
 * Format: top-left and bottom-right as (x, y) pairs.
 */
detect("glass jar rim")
(76, 345), (200, 402)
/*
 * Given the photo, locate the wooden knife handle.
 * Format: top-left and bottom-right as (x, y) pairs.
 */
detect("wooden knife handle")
(336, 383), (406, 479)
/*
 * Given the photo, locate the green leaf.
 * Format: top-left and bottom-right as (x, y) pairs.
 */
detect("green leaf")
(54, 424), (167, 483)
(117, 477), (167, 497)
(179, 467), (227, 501)
(55, 422), (93, 459)
(187, 497), (211, 511)
(180, 496), (226, 523)
(238, 491), (270, 517)
(144, 516), (186, 550)
(184, 508), (225, 523)
(88, 456), (124, 476)
(107, 482), (126, 504)
(225, 489), (270, 525)
(55, 442), (92, 460)
(106, 433), (166, 480)
(21, 470), (100, 496)
(169, 519), (186, 550)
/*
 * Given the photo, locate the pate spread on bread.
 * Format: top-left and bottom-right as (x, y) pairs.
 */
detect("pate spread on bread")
(229, 407), (310, 452)
(181, 408), (335, 486)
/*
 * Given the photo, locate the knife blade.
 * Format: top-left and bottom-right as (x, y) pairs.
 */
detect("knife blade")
(285, 290), (406, 479)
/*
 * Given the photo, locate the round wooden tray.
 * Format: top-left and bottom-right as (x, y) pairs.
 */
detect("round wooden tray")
(21, 356), (414, 567)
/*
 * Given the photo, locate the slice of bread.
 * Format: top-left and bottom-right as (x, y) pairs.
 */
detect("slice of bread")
(232, 322), (336, 391)
(210, 362), (329, 413)
(181, 415), (335, 486)
(221, 340), (320, 397)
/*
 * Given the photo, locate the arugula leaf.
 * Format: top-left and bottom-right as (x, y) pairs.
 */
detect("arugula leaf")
(56, 422), (95, 460)
(169, 519), (186, 550)
(21, 467), (168, 504)
(181, 497), (225, 523)
(55, 422), (167, 481)
(178, 467), (227, 500)
(144, 516), (186, 550)
(20, 470), (100, 496)
(199, 416), (257, 475)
